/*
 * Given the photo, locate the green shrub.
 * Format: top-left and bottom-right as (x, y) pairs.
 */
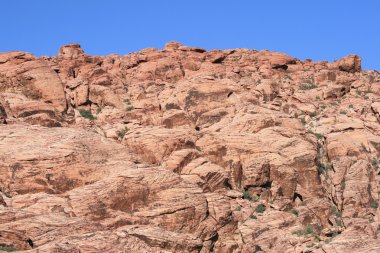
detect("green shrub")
(308, 130), (324, 140)
(243, 191), (252, 200)
(306, 226), (314, 234)
(255, 204), (266, 213)
(370, 201), (379, 209)
(250, 214), (257, 219)
(331, 206), (342, 217)
(299, 84), (318, 90)
(126, 105), (134, 111)
(242, 191), (259, 202)
(290, 209), (299, 216)
(0, 245), (17, 252)
(293, 226), (314, 236)
(310, 112), (317, 118)
(335, 217), (343, 227)
(315, 132), (324, 140)
(341, 179), (346, 190)
(116, 127), (129, 139)
(371, 159), (379, 170)
(317, 162), (332, 174)
(79, 109), (96, 121)
(293, 226), (320, 240)
(339, 110), (347, 115)
(123, 98), (134, 111)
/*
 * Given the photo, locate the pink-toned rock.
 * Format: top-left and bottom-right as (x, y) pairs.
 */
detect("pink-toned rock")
(165, 41), (183, 51)
(0, 93), (63, 127)
(256, 50), (297, 68)
(206, 50), (228, 63)
(329, 54), (362, 73)
(0, 42), (380, 252)
(123, 126), (197, 164)
(178, 45), (206, 53)
(0, 52), (66, 112)
(58, 43), (85, 59)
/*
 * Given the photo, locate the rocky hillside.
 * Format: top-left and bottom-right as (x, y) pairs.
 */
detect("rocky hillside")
(0, 42), (380, 253)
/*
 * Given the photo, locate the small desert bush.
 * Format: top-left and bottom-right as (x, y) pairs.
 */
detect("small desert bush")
(243, 191), (253, 200)
(293, 225), (320, 240)
(299, 84), (318, 90)
(116, 127), (129, 139)
(79, 109), (96, 121)
(370, 201), (379, 209)
(255, 204), (266, 213)
(0, 245), (17, 252)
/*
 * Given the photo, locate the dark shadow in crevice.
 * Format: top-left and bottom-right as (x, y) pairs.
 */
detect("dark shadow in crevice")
(260, 181), (272, 189)
(292, 192), (303, 202)
(27, 239), (34, 248)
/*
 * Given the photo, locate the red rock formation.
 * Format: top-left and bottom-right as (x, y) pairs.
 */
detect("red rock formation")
(0, 42), (379, 252)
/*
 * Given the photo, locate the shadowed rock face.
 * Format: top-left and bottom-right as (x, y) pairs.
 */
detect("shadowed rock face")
(0, 42), (379, 252)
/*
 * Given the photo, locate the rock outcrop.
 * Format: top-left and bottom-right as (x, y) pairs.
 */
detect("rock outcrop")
(0, 42), (379, 252)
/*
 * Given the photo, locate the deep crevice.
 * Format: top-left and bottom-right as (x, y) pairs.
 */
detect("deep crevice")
(27, 239), (34, 248)
(292, 192), (303, 202)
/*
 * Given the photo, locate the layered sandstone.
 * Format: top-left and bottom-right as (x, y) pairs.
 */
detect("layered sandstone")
(0, 42), (380, 252)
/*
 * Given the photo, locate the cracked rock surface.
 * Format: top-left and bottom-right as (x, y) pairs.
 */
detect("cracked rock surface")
(0, 42), (380, 252)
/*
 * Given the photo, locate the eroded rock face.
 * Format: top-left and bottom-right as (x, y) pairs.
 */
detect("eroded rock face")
(0, 42), (379, 252)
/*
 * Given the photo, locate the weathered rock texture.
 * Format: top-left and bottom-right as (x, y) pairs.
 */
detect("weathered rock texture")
(1, 42), (380, 252)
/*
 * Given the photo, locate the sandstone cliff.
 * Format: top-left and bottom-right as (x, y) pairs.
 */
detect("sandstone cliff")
(0, 42), (380, 252)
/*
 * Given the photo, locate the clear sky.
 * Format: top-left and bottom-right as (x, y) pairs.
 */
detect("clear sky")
(1, 1), (379, 70)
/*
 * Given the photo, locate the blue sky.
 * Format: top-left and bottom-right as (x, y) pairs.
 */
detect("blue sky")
(1, 1), (379, 70)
